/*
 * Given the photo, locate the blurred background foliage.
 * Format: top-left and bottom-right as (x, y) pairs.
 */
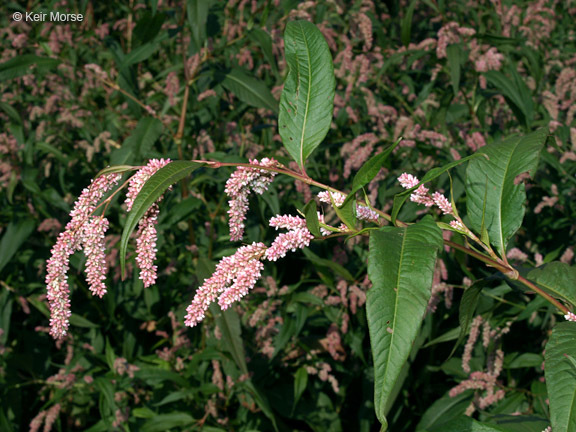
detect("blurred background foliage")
(0, 0), (575, 430)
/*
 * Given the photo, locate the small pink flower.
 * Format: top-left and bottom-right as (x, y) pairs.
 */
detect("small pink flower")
(564, 312), (576, 322)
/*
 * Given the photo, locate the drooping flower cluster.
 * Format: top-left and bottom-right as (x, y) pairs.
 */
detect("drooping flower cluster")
(125, 158), (171, 287)
(184, 242), (267, 327)
(46, 173), (121, 339)
(398, 173), (454, 215)
(265, 215), (314, 261)
(225, 158), (278, 241)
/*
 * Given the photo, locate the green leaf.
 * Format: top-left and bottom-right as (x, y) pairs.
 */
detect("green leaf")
(221, 68), (278, 113)
(279, 20), (335, 170)
(401, 0), (418, 46)
(450, 281), (486, 357)
(428, 416), (508, 432)
(465, 128), (547, 257)
(0, 101), (22, 124)
(485, 67), (534, 128)
(119, 161), (203, 277)
(69, 314), (100, 329)
(303, 200), (321, 237)
(95, 165), (136, 179)
(187, 0), (213, 53)
(343, 139), (400, 206)
(293, 366), (308, 409)
(0, 55), (60, 81)
(447, 44), (462, 96)
(416, 391), (473, 431)
(528, 262), (576, 309)
(213, 305), (248, 375)
(248, 28), (277, 75)
(0, 219), (35, 275)
(333, 195), (356, 229)
(142, 413), (195, 432)
(391, 153), (486, 224)
(545, 323), (576, 432)
(367, 216), (443, 426)
(110, 117), (163, 165)
(302, 248), (354, 282)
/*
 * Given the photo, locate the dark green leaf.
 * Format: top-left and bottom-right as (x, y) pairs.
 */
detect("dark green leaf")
(110, 117), (163, 165)
(0, 219), (35, 274)
(0, 55), (60, 81)
(465, 128), (547, 256)
(367, 216), (443, 425)
(545, 323), (576, 432)
(450, 281), (486, 357)
(304, 200), (321, 237)
(221, 68), (278, 113)
(141, 413), (195, 432)
(279, 20), (335, 170)
(528, 262), (576, 309)
(485, 67), (534, 128)
(447, 44), (462, 96)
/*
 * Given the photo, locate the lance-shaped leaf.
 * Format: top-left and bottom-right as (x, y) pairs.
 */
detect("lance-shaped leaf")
(528, 262), (576, 309)
(465, 128), (547, 257)
(221, 68), (279, 113)
(120, 161), (204, 277)
(545, 323), (576, 432)
(367, 216), (443, 426)
(278, 20), (335, 170)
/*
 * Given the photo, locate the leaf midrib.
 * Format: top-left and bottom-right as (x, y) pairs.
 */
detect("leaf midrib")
(296, 21), (313, 168)
(382, 230), (407, 408)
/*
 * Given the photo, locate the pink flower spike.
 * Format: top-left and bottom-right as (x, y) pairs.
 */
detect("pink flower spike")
(565, 312), (576, 322)
(46, 172), (121, 340)
(432, 192), (453, 215)
(82, 216), (110, 297)
(218, 259), (264, 310)
(135, 205), (160, 288)
(264, 228), (314, 262)
(184, 242), (267, 327)
(225, 158), (278, 241)
(269, 215), (307, 230)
